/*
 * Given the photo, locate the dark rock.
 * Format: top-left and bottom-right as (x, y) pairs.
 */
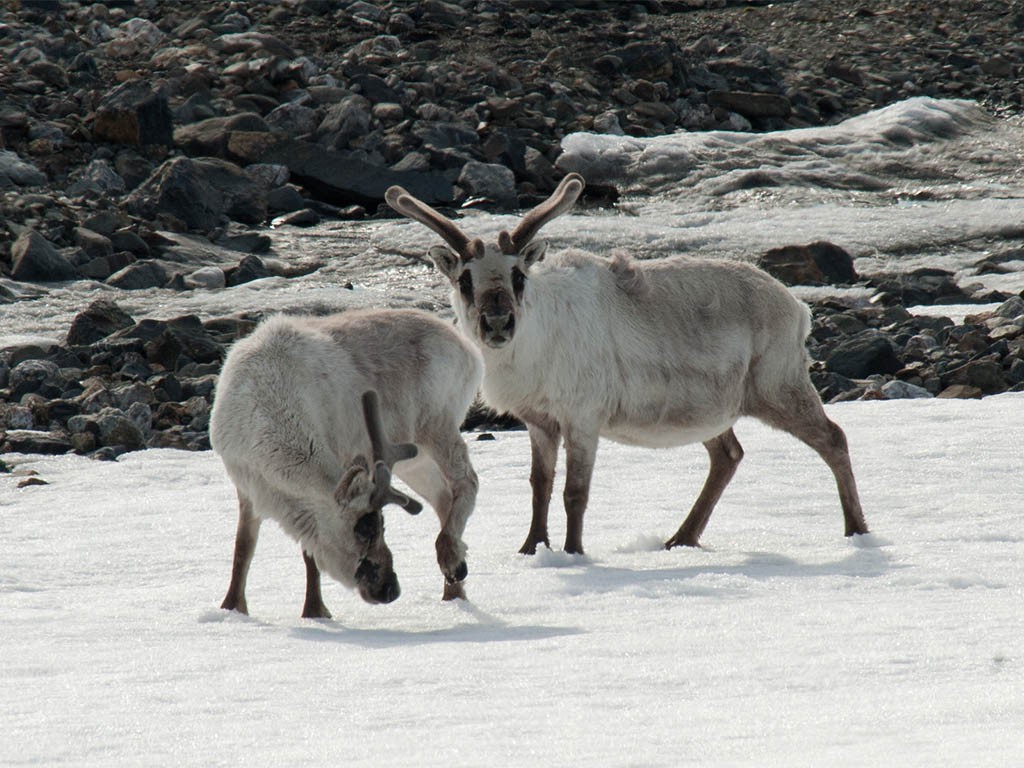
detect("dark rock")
(106, 261), (169, 290)
(866, 268), (970, 306)
(267, 184), (309, 213)
(825, 331), (902, 378)
(457, 161), (517, 208)
(226, 255), (273, 286)
(66, 299), (135, 346)
(936, 384), (983, 399)
(759, 242), (857, 286)
(1, 429), (73, 455)
(8, 358), (63, 399)
(0, 149), (47, 187)
(758, 247), (825, 285)
(73, 227), (114, 260)
(9, 230), (78, 282)
(109, 229), (151, 256)
(270, 208), (321, 227)
(92, 80), (173, 147)
(173, 112), (271, 159)
(707, 90), (792, 119)
(945, 359), (1008, 395)
(215, 232), (273, 254)
(124, 156), (267, 231)
(258, 137), (454, 206)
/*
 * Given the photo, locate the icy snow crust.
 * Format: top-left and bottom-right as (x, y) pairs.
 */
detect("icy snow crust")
(3, 396), (1023, 766)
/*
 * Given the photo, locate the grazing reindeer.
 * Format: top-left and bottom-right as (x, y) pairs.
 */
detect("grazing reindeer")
(386, 174), (868, 555)
(211, 309), (482, 616)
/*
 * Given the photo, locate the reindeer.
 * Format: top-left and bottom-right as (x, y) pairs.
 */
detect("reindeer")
(386, 173), (868, 555)
(210, 309), (482, 617)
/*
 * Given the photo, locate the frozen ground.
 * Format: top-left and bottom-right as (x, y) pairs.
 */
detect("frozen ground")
(3, 395), (1022, 767)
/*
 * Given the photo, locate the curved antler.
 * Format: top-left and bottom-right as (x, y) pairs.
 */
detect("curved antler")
(385, 186), (484, 261)
(498, 173), (585, 254)
(361, 390), (423, 515)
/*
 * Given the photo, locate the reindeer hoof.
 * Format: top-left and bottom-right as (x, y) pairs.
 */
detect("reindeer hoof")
(518, 537), (549, 555)
(665, 534), (700, 549)
(301, 603), (333, 620)
(442, 581), (466, 601)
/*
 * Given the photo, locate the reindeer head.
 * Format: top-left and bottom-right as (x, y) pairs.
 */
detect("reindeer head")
(386, 174), (585, 349)
(335, 390), (422, 605)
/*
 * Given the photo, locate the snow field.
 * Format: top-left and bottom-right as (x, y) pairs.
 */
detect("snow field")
(2, 396), (1021, 766)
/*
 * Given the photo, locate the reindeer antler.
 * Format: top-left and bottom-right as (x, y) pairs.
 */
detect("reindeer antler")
(498, 173), (585, 254)
(361, 390), (422, 515)
(385, 186), (484, 261)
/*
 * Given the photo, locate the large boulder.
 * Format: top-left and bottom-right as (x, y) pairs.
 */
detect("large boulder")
(92, 80), (173, 146)
(9, 230), (78, 282)
(825, 331), (902, 378)
(254, 138), (454, 207)
(124, 157), (267, 231)
(758, 241), (858, 286)
(66, 299), (135, 346)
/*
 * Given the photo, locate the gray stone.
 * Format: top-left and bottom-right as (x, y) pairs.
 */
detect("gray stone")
(124, 156), (268, 231)
(66, 299), (135, 346)
(1, 429), (73, 455)
(73, 227), (114, 260)
(258, 137), (453, 206)
(881, 380), (933, 399)
(759, 242), (857, 286)
(66, 159), (126, 196)
(92, 80), (173, 146)
(825, 331), (902, 378)
(10, 230), (79, 282)
(184, 266), (227, 291)
(0, 149), (47, 187)
(317, 96), (372, 149)
(8, 359), (63, 398)
(271, 208), (321, 227)
(173, 112), (271, 158)
(94, 407), (145, 450)
(457, 161), (517, 208)
(707, 90), (793, 119)
(106, 261), (169, 290)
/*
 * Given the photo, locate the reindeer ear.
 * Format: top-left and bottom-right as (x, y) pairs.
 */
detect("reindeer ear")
(428, 245), (461, 280)
(520, 240), (547, 269)
(335, 457), (371, 506)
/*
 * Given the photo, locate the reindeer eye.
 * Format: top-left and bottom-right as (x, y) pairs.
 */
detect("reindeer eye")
(354, 511), (380, 542)
(511, 267), (526, 299)
(458, 270), (474, 304)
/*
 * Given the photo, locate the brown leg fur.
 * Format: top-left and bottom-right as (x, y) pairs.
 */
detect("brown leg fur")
(665, 428), (744, 548)
(752, 385), (869, 537)
(562, 427), (598, 555)
(521, 419), (561, 554)
(221, 493), (260, 614)
(301, 551), (332, 619)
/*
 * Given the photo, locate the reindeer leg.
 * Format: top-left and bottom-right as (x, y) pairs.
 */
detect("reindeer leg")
(666, 428), (744, 549)
(521, 417), (561, 554)
(394, 431), (478, 600)
(753, 385), (868, 537)
(221, 492), (260, 614)
(301, 551), (332, 619)
(562, 425), (599, 555)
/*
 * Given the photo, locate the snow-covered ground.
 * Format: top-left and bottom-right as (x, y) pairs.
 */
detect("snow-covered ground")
(3, 395), (1022, 767)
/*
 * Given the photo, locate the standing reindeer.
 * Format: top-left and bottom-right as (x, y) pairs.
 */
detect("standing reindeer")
(211, 309), (482, 616)
(386, 174), (868, 555)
